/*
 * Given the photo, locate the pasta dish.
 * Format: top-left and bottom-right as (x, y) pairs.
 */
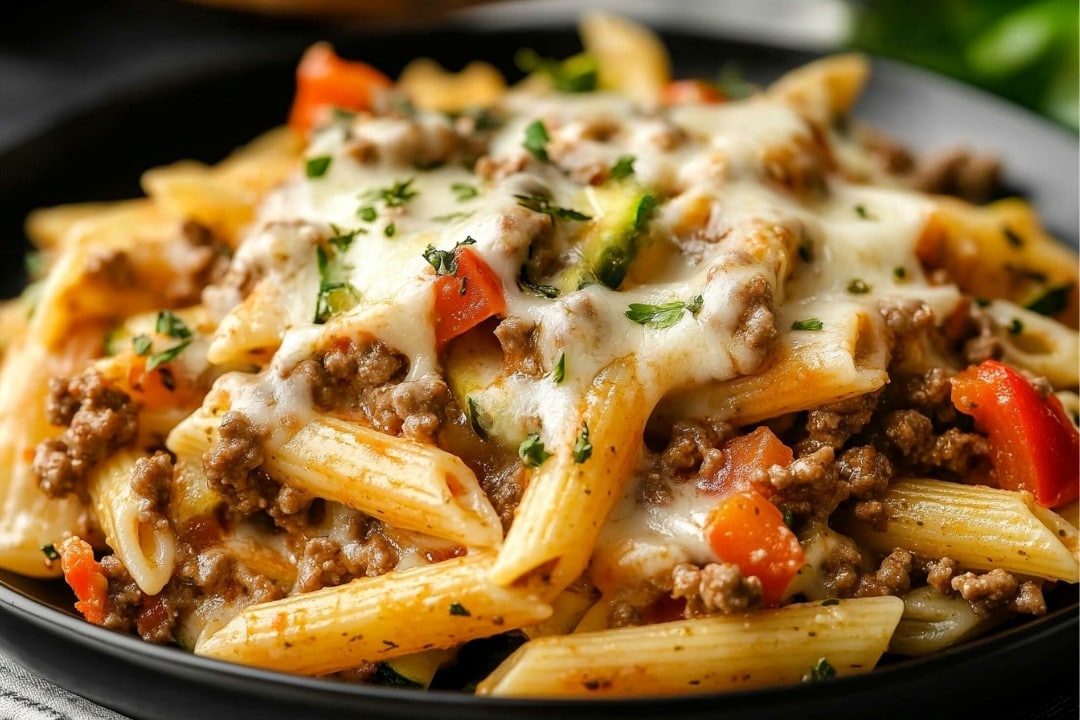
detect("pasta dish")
(1, 13), (1077, 696)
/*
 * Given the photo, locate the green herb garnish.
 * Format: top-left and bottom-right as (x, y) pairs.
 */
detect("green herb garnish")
(893, 266), (907, 280)
(846, 278), (871, 294)
(514, 193), (591, 222)
(572, 423), (592, 464)
(155, 310), (192, 340)
(132, 335), (152, 356)
(519, 433), (552, 468)
(313, 245), (360, 324)
(358, 206), (378, 222)
(609, 155), (636, 180)
(1025, 284), (1071, 316)
(515, 48), (598, 93)
(625, 295), (703, 330)
(804, 657), (836, 682)
(715, 62), (753, 100)
(451, 182), (479, 201)
(1007, 318), (1024, 335)
(41, 544), (60, 561)
(363, 177), (418, 208)
(305, 155), (332, 179)
(523, 120), (551, 163)
(854, 204), (872, 219)
(449, 602), (472, 617)
(551, 353), (566, 384)
(791, 318), (824, 331)
(467, 396), (492, 441)
(384, 222), (396, 238)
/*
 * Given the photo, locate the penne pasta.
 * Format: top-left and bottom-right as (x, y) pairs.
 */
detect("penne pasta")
(195, 552), (551, 675)
(476, 597), (904, 697)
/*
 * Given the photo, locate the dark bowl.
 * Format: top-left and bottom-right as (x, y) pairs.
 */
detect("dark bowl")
(0, 23), (1077, 720)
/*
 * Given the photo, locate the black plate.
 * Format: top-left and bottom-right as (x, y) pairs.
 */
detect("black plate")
(0, 24), (1077, 720)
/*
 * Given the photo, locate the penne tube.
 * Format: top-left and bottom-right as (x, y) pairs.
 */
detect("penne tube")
(655, 304), (887, 427)
(889, 585), (1007, 657)
(984, 299), (1079, 388)
(266, 416), (503, 548)
(489, 356), (652, 599)
(476, 596), (903, 697)
(837, 478), (1080, 582)
(88, 448), (177, 595)
(195, 552), (551, 675)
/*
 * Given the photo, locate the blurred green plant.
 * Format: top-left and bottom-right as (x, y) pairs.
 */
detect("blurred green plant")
(848, 0), (1078, 130)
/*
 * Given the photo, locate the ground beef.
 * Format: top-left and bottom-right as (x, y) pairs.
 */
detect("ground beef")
(266, 484), (316, 534)
(179, 546), (232, 592)
(494, 316), (543, 378)
(855, 549), (913, 597)
(98, 554), (143, 632)
(481, 463), (526, 531)
(609, 600), (642, 628)
(34, 371), (139, 498)
(671, 562), (763, 616)
(877, 297), (935, 364)
(766, 446), (849, 519)
(817, 533), (864, 597)
(202, 411), (273, 516)
(296, 537), (350, 593)
(950, 569), (1046, 616)
(910, 147), (1001, 204)
(733, 274), (779, 352)
(800, 390), (880, 450)
(924, 557), (959, 594)
(131, 451), (174, 528)
(291, 336), (448, 443)
(85, 249), (137, 289)
(340, 521), (400, 579)
(836, 445), (893, 528)
(881, 409), (936, 461)
(887, 367), (958, 424)
(660, 420), (720, 479)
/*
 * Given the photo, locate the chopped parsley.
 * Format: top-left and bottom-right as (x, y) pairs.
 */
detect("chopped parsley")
(514, 48), (598, 93)
(893, 266), (907, 280)
(305, 155), (332, 179)
(1007, 318), (1024, 335)
(551, 353), (566, 384)
(625, 295), (703, 330)
(384, 222), (396, 238)
(519, 433), (552, 468)
(132, 335), (152, 356)
(514, 193), (591, 222)
(517, 276), (561, 299)
(363, 178), (418, 208)
(432, 211), (476, 223)
(358, 206), (378, 222)
(467, 397), (492, 441)
(782, 507), (795, 528)
(846, 278), (871, 294)
(313, 245), (360, 324)
(41, 544), (60, 561)
(1003, 226), (1024, 247)
(132, 311), (195, 371)
(155, 311), (192, 340)
(146, 341), (192, 372)
(821, 598), (840, 607)
(791, 318), (824, 331)
(714, 62), (753, 100)
(804, 657), (836, 682)
(609, 155), (636, 180)
(423, 237), (475, 276)
(328, 224), (365, 251)
(1025, 284), (1071, 316)
(451, 182), (479, 201)
(25, 251), (46, 280)
(572, 423), (592, 464)
(523, 120), (551, 163)
(854, 204), (872, 219)
(449, 602), (472, 617)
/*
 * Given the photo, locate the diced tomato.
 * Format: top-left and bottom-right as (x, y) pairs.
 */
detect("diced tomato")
(433, 247), (506, 349)
(700, 426), (793, 496)
(289, 43), (393, 134)
(57, 536), (108, 626)
(126, 356), (177, 408)
(704, 489), (805, 606)
(951, 359), (1079, 507)
(661, 79), (725, 105)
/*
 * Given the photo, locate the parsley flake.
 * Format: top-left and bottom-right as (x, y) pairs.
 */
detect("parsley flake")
(514, 193), (591, 222)
(363, 178), (418, 208)
(523, 120), (551, 162)
(155, 311), (192, 340)
(518, 278), (561, 298)
(451, 182), (479, 201)
(432, 211), (476, 223)
(893, 266), (907, 280)
(515, 49), (598, 93)
(1007, 318), (1024, 335)
(821, 598), (840, 607)
(313, 245), (360, 324)
(609, 155), (636, 180)
(384, 222), (396, 238)
(519, 433), (552, 468)
(1025, 284), (1071, 316)
(328, 224), (365, 251)
(146, 340), (192, 372)
(41, 544), (60, 561)
(791, 318), (824, 331)
(804, 657), (836, 682)
(854, 204), (872, 220)
(305, 155), (332, 179)
(358, 206), (378, 222)
(449, 602), (471, 617)
(572, 423), (592, 464)
(551, 353), (566, 384)
(132, 335), (152, 356)
(625, 295), (703, 329)
(846, 278), (871, 294)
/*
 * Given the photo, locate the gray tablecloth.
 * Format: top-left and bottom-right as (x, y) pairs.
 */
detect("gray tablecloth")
(0, 649), (126, 720)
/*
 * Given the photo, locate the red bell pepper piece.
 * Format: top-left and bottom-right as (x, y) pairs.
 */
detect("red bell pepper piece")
(432, 247), (506, 349)
(704, 489), (805, 606)
(700, 425), (793, 496)
(289, 43), (392, 133)
(951, 359), (1079, 507)
(661, 79), (725, 105)
(57, 536), (108, 625)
